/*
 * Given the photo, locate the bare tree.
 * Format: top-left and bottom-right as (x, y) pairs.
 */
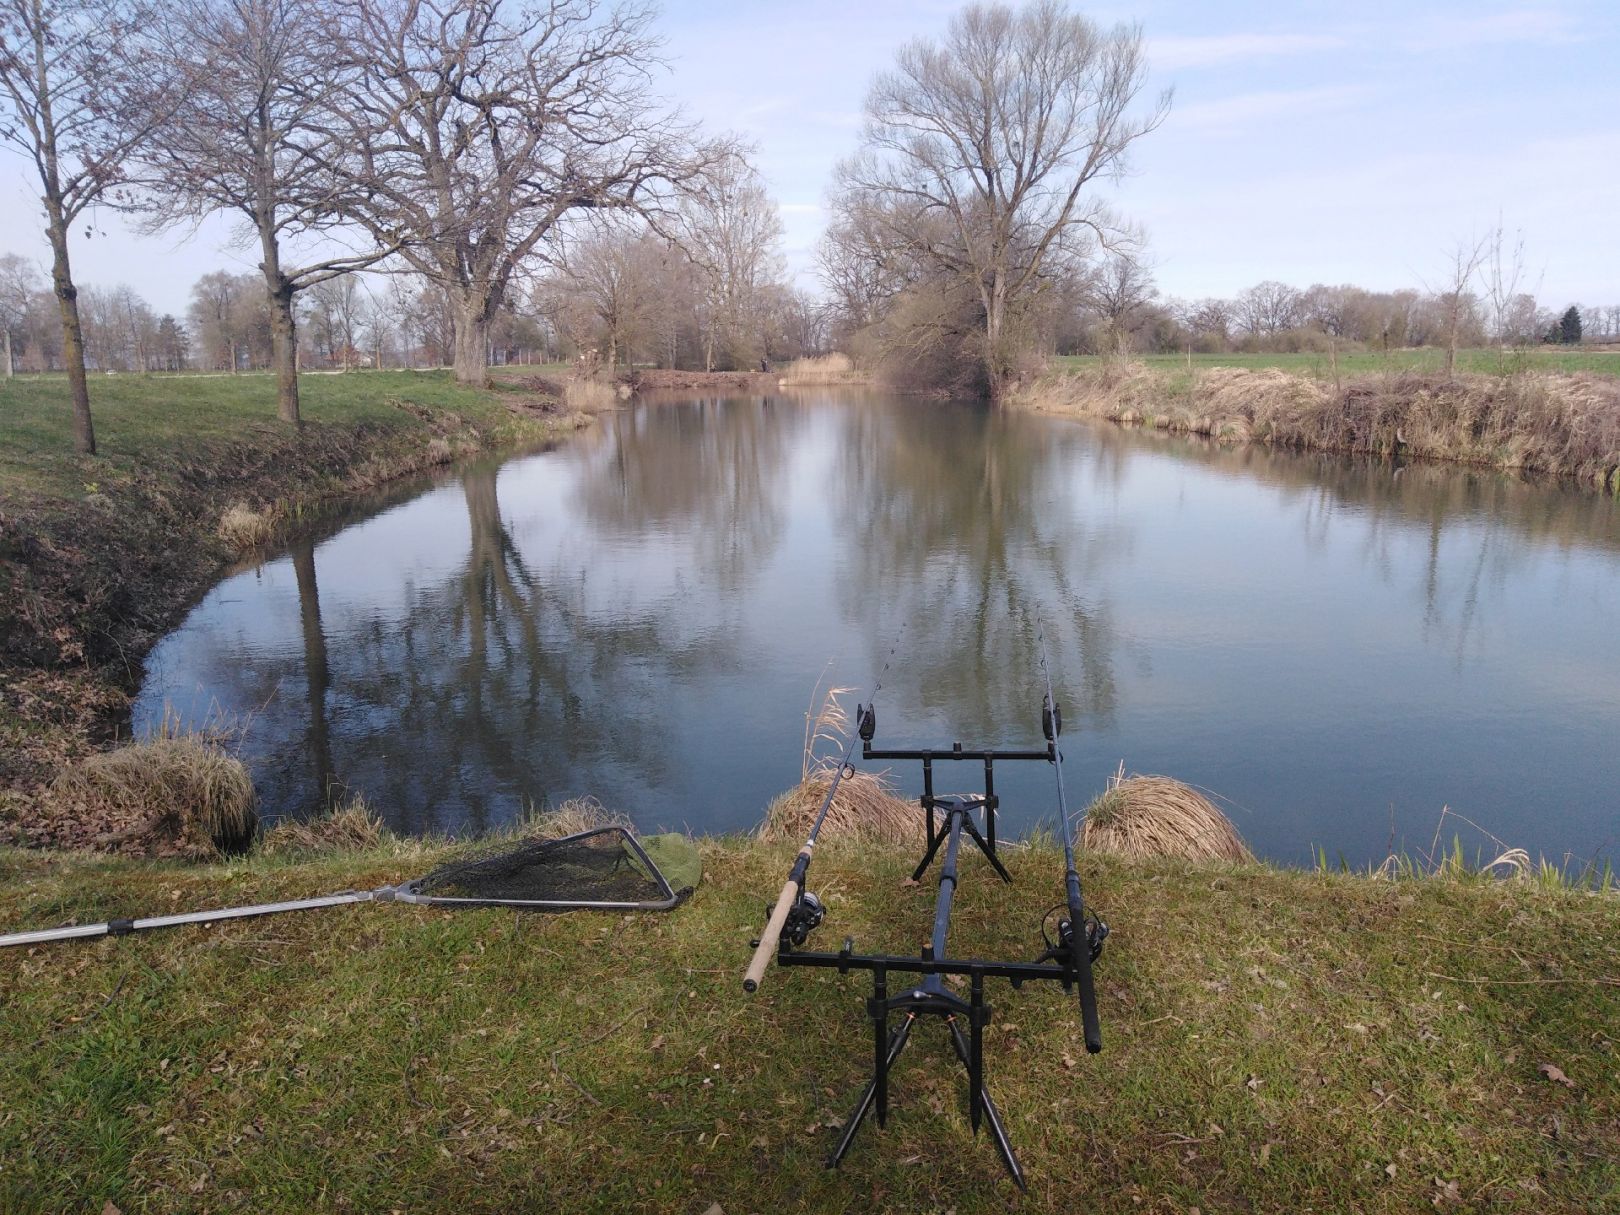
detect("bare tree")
(326, 0), (725, 386)
(137, 0), (391, 423)
(1236, 280), (1302, 337)
(1430, 234), (1489, 377)
(833, 0), (1167, 397)
(0, 0), (164, 452)
(677, 155), (785, 370)
(1086, 250), (1155, 354)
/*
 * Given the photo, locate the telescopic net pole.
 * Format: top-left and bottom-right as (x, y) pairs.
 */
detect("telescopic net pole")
(1039, 626), (1103, 1054)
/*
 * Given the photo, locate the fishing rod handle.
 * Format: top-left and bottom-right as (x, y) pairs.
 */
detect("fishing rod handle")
(1077, 951), (1103, 1054)
(743, 876), (801, 992)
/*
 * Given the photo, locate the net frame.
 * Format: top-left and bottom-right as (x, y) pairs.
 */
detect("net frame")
(395, 826), (683, 912)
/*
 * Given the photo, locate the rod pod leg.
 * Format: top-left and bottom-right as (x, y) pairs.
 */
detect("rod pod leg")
(946, 1019), (1027, 1190)
(827, 1015), (914, 1170)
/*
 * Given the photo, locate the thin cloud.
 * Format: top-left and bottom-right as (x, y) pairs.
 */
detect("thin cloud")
(1174, 85), (1376, 134)
(1150, 32), (1345, 70)
(1401, 6), (1582, 51)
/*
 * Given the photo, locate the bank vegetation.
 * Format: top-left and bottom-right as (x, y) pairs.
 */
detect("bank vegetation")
(1014, 361), (1620, 493)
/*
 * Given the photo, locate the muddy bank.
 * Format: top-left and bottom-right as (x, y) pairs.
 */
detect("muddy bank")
(1, 387), (586, 848)
(1012, 362), (1620, 492)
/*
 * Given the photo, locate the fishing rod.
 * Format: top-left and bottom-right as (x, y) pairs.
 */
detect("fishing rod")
(1038, 623), (1104, 1054)
(743, 636), (901, 993)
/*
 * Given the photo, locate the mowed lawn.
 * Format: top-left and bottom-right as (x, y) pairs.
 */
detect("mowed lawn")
(1053, 349), (1620, 379)
(1, 838), (1616, 1214)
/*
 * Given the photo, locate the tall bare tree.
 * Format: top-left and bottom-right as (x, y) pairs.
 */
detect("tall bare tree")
(833, 0), (1167, 397)
(677, 155), (784, 370)
(1430, 235), (1488, 378)
(0, 0), (162, 452)
(326, 0), (725, 385)
(138, 0), (391, 423)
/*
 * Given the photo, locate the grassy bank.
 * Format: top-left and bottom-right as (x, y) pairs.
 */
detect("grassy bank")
(1, 837), (1615, 1213)
(0, 371), (587, 831)
(1015, 361), (1620, 493)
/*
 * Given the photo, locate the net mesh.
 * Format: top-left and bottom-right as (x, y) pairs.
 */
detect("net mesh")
(407, 827), (673, 906)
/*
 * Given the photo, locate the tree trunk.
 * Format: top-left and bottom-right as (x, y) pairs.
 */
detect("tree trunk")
(984, 277), (1009, 403)
(453, 301), (490, 384)
(46, 214), (95, 454)
(269, 286), (301, 425)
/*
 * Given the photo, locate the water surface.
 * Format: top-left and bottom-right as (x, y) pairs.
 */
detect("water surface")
(137, 391), (1620, 867)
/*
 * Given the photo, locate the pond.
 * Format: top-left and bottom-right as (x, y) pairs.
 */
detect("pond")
(135, 390), (1620, 868)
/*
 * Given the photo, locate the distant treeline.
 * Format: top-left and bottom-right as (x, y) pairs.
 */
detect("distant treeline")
(1050, 267), (1619, 358)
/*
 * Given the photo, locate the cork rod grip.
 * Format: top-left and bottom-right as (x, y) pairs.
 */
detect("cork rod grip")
(742, 879), (800, 992)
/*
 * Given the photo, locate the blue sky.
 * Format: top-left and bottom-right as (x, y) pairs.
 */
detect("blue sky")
(2, 0), (1615, 315)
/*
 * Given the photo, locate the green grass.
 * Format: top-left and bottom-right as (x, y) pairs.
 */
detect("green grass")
(1053, 348), (1620, 380)
(2, 838), (1615, 1213)
(0, 369), (539, 502)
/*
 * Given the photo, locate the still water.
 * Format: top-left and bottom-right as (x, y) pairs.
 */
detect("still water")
(136, 391), (1620, 867)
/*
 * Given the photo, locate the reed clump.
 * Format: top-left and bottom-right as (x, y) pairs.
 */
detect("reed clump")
(758, 678), (920, 844)
(759, 767), (920, 845)
(50, 735), (258, 857)
(1081, 770), (1251, 862)
(778, 352), (868, 386)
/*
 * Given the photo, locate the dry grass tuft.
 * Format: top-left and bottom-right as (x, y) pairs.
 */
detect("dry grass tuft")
(758, 767), (920, 846)
(1081, 769), (1251, 862)
(217, 502), (278, 549)
(259, 795), (387, 856)
(759, 676), (921, 845)
(424, 437), (454, 465)
(563, 378), (619, 412)
(519, 795), (631, 841)
(51, 735), (258, 857)
(778, 352), (867, 386)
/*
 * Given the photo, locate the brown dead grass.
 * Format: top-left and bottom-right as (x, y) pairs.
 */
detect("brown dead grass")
(1081, 771), (1252, 862)
(259, 795), (387, 857)
(49, 735), (258, 858)
(1017, 363), (1620, 491)
(217, 502), (278, 550)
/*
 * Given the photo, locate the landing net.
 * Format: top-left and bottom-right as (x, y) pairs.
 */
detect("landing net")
(403, 827), (681, 910)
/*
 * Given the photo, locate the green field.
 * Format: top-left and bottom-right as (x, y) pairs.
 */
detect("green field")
(1053, 348), (1620, 380)
(1, 837), (1615, 1213)
(0, 369), (546, 502)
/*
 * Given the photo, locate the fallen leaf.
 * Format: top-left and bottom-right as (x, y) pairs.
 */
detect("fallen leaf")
(901, 877), (919, 888)
(1385, 1162), (1398, 1179)
(102, 1204), (122, 1215)
(1062, 1052), (1077, 1069)
(1538, 1063), (1575, 1088)
(1258, 1143), (1271, 1167)
(700, 1205), (725, 1215)
(1245, 1075), (1262, 1091)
